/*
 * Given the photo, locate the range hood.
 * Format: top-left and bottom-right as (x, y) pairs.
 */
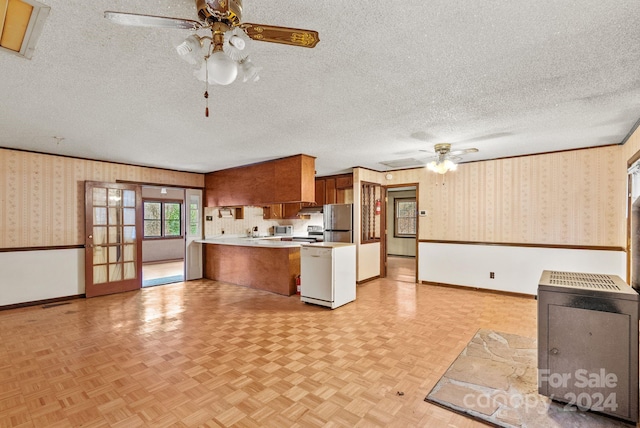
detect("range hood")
(297, 205), (323, 215)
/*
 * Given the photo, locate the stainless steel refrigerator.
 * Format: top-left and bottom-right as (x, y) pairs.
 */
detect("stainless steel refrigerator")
(323, 203), (353, 243)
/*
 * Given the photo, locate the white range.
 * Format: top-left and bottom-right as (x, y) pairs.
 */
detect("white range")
(300, 242), (356, 309)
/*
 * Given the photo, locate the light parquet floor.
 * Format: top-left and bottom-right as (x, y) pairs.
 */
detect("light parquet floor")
(386, 256), (416, 284)
(0, 277), (537, 427)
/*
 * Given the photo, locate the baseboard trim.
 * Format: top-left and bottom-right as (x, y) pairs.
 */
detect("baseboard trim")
(142, 259), (185, 265)
(421, 281), (536, 299)
(0, 294), (85, 312)
(357, 275), (381, 285)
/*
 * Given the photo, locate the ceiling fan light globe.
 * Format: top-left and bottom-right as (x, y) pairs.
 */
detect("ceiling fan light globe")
(176, 35), (202, 64)
(229, 35), (245, 50)
(427, 159), (457, 174)
(207, 51), (238, 85)
(240, 58), (261, 82)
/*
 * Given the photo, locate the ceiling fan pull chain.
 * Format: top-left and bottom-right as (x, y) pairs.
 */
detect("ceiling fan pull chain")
(204, 56), (210, 117)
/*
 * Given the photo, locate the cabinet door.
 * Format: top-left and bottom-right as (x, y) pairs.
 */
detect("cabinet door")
(315, 179), (326, 206)
(325, 178), (337, 204)
(263, 204), (283, 219)
(283, 203), (302, 219)
(335, 175), (353, 189)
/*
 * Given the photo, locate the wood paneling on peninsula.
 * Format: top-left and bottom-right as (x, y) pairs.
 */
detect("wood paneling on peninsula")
(205, 154), (315, 207)
(203, 244), (300, 295)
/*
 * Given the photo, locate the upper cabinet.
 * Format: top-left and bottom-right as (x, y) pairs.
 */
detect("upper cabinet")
(205, 154), (316, 207)
(315, 173), (353, 206)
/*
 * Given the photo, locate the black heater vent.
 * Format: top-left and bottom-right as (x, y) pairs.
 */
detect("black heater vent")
(547, 271), (622, 291)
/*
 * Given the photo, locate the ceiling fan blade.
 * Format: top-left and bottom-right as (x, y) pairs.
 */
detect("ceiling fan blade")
(240, 23), (319, 48)
(104, 11), (203, 30)
(449, 148), (479, 156)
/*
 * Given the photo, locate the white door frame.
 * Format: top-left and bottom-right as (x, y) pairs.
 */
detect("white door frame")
(185, 188), (203, 280)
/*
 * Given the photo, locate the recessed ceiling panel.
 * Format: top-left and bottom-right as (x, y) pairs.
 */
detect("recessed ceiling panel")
(0, 0), (48, 58)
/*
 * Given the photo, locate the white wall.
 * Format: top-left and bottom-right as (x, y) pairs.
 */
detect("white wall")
(358, 243), (381, 282)
(419, 242), (626, 295)
(142, 239), (184, 262)
(0, 248), (84, 306)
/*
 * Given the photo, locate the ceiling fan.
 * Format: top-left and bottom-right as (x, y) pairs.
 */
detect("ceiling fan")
(380, 143), (479, 174)
(104, 0), (319, 115)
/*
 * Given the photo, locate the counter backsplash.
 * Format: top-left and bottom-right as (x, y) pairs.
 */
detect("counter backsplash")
(204, 206), (322, 238)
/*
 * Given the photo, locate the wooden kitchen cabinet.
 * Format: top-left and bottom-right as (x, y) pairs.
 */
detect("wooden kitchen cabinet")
(205, 154), (315, 207)
(315, 179), (325, 206)
(263, 204), (283, 219)
(325, 178), (337, 204)
(264, 203), (308, 219)
(313, 173), (352, 206)
(336, 175), (352, 189)
(283, 203), (303, 219)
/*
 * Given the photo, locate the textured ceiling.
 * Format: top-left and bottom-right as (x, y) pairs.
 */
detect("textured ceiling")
(1, 0), (640, 176)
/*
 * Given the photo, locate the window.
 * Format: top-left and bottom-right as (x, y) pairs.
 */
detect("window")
(189, 200), (199, 235)
(143, 201), (182, 238)
(395, 198), (416, 237)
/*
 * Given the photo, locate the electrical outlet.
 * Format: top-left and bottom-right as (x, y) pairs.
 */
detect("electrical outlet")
(490, 272), (495, 279)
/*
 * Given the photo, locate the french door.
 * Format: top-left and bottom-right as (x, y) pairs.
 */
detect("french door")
(84, 181), (142, 298)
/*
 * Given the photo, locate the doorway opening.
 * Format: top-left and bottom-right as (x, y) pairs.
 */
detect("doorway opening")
(141, 186), (186, 287)
(385, 185), (417, 283)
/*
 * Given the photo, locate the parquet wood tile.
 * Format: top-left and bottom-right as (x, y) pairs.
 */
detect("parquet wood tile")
(0, 276), (539, 427)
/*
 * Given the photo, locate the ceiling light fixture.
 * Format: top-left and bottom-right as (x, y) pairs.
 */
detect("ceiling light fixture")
(176, 25), (258, 116)
(426, 143), (460, 174)
(427, 158), (457, 174)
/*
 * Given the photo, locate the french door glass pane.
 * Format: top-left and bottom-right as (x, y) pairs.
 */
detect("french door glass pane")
(93, 227), (107, 245)
(108, 189), (121, 206)
(93, 188), (107, 206)
(109, 226), (122, 244)
(109, 263), (122, 281)
(124, 262), (136, 279)
(123, 190), (135, 207)
(109, 246), (123, 263)
(123, 226), (135, 243)
(123, 208), (135, 225)
(93, 207), (107, 225)
(94, 265), (107, 284)
(108, 208), (120, 225)
(93, 246), (107, 264)
(123, 244), (135, 261)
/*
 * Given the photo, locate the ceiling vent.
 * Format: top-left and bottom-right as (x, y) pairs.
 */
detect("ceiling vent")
(379, 158), (427, 169)
(0, 0), (49, 59)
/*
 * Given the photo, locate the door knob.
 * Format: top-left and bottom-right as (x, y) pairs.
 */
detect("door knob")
(550, 348), (559, 355)
(88, 234), (93, 239)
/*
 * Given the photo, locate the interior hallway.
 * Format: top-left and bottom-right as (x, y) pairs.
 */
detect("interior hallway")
(386, 256), (417, 283)
(0, 277), (537, 427)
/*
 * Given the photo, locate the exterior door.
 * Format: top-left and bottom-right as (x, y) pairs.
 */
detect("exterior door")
(84, 181), (142, 298)
(185, 188), (203, 280)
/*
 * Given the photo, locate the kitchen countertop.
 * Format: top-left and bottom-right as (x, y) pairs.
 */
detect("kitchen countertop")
(197, 236), (302, 248)
(301, 242), (355, 248)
